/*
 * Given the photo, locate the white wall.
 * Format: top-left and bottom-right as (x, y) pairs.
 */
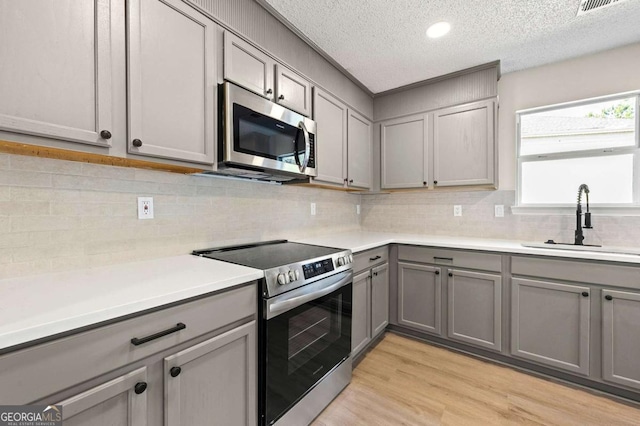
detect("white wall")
(498, 42), (640, 190)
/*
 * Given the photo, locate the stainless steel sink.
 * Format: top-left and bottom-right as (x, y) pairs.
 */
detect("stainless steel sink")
(522, 242), (640, 256)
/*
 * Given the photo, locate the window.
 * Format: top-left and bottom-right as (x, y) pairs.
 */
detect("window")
(516, 92), (640, 212)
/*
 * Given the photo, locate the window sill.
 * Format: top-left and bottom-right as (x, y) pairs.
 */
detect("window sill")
(511, 205), (640, 216)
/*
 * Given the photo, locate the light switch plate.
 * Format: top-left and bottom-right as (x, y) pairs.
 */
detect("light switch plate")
(453, 205), (462, 217)
(495, 205), (505, 217)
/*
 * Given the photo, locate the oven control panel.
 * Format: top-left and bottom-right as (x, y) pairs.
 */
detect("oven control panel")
(302, 258), (335, 279)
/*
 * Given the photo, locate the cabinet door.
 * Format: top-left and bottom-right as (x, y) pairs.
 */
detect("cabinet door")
(347, 109), (372, 189)
(351, 271), (372, 357)
(127, 0), (215, 164)
(397, 262), (442, 335)
(448, 269), (502, 351)
(602, 289), (640, 390)
(224, 32), (274, 100)
(511, 278), (590, 375)
(275, 64), (311, 116)
(56, 367), (147, 426)
(165, 321), (256, 426)
(371, 263), (389, 337)
(381, 114), (428, 189)
(433, 99), (495, 187)
(313, 88), (347, 186)
(0, 0), (113, 147)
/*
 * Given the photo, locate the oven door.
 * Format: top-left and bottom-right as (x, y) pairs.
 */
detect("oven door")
(223, 82), (317, 177)
(261, 271), (352, 425)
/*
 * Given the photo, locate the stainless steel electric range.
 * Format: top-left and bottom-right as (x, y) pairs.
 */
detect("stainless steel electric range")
(193, 240), (354, 425)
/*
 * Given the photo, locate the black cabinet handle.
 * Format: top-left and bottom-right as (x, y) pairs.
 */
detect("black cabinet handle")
(134, 382), (147, 394)
(434, 181), (438, 185)
(373, 272), (378, 276)
(278, 94), (284, 100)
(423, 181), (427, 186)
(581, 292), (589, 297)
(132, 139), (143, 147)
(266, 88), (273, 95)
(605, 295), (613, 301)
(448, 272), (453, 277)
(434, 270), (440, 275)
(170, 366), (182, 377)
(131, 322), (186, 346)
(369, 255), (381, 261)
(100, 130), (112, 140)
(349, 179), (354, 183)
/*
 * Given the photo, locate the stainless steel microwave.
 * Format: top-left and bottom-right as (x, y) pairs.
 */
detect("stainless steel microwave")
(216, 82), (317, 182)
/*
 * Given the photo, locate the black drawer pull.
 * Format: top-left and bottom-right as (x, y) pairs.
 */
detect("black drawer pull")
(581, 291), (589, 297)
(369, 255), (382, 261)
(605, 295), (613, 301)
(131, 322), (186, 346)
(170, 366), (182, 377)
(434, 270), (440, 275)
(448, 272), (453, 277)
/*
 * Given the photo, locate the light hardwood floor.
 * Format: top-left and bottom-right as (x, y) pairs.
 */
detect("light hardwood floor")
(313, 333), (640, 425)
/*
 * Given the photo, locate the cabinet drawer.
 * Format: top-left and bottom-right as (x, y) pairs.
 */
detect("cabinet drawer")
(398, 245), (501, 272)
(0, 284), (256, 404)
(511, 256), (640, 289)
(353, 247), (388, 273)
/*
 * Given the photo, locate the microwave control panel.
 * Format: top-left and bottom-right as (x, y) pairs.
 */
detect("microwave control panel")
(302, 258), (334, 279)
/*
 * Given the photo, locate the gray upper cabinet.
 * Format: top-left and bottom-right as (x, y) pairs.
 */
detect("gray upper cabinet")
(511, 278), (590, 376)
(397, 262), (442, 335)
(433, 99), (496, 187)
(347, 109), (372, 189)
(164, 321), (256, 426)
(313, 88), (348, 186)
(57, 367), (148, 426)
(275, 64), (311, 116)
(351, 270), (372, 357)
(127, 0), (216, 164)
(371, 263), (389, 337)
(447, 269), (502, 351)
(223, 31), (274, 100)
(0, 0), (113, 147)
(602, 289), (640, 390)
(381, 114), (428, 189)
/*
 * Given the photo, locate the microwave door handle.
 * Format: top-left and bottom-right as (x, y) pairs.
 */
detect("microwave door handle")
(298, 121), (310, 173)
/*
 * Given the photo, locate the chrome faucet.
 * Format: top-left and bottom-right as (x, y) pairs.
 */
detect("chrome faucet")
(575, 184), (592, 245)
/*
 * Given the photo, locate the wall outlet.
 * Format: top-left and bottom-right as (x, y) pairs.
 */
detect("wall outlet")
(495, 204), (505, 217)
(138, 197), (154, 219)
(310, 202), (316, 216)
(453, 205), (462, 217)
(356, 204), (361, 215)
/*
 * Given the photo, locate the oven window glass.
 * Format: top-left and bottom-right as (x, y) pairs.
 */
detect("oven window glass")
(263, 283), (351, 425)
(233, 104), (304, 164)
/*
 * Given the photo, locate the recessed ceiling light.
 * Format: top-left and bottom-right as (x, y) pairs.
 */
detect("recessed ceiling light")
(426, 22), (451, 39)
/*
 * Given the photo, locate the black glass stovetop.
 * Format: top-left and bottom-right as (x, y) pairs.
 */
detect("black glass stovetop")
(193, 240), (343, 270)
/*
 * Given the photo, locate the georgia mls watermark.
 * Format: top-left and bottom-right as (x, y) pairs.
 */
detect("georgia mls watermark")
(0, 405), (62, 426)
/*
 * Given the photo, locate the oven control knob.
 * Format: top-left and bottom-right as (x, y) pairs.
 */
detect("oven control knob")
(348, 254), (353, 263)
(277, 273), (288, 285)
(337, 257), (346, 266)
(294, 270), (300, 280)
(288, 270), (297, 281)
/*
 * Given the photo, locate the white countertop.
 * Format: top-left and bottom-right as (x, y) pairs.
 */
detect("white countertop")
(295, 231), (640, 265)
(0, 255), (263, 352)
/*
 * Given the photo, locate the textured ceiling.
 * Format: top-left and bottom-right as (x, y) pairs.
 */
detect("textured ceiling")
(262, 0), (640, 93)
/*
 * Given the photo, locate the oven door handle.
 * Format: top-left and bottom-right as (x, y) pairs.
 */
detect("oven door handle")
(267, 271), (352, 319)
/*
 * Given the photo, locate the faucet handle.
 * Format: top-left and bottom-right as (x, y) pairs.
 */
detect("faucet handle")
(584, 212), (592, 229)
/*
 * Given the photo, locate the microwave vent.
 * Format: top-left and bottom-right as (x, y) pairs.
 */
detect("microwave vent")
(576, 0), (630, 15)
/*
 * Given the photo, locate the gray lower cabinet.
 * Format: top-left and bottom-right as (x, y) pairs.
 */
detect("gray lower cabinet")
(351, 270), (372, 357)
(602, 289), (640, 390)
(433, 99), (496, 187)
(57, 367), (148, 426)
(397, 262), (442, 335)
(371, 263), (389, 336)
(511, 278), (591, 376)
(447, 269), (502, 351)
(164, 321), (256, 426)
(127, 0), (216, 164)
(0, 0), (114, 147)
